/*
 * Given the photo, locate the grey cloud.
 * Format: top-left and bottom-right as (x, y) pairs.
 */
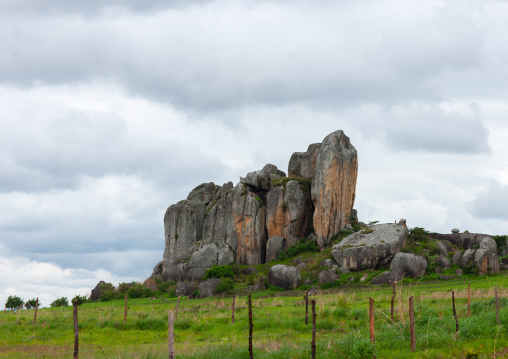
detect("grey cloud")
(470, 181), (508, 220)
(0, 1), (490, 112)
(383, 106), (490, 154)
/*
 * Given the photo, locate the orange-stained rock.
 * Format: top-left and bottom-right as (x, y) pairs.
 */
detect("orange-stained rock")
(231, 183), (267, 265)
(266, 180), (314, 248)
(311, 130), (358, 248)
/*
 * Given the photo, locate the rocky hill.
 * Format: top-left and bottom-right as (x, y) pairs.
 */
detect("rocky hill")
(162, 130), (358, 281)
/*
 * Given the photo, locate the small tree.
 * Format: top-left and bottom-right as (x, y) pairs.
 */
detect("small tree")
(25, 298), (38, 309)
(5, 295), (24, 310)
(50, 297), (69, 307)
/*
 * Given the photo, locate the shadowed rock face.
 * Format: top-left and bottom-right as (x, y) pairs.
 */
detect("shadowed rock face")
(311, 131), (358, 248)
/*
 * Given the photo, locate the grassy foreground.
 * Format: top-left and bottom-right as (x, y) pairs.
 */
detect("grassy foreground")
(1, 274), (508, 358)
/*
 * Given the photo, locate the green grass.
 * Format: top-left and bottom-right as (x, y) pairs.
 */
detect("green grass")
(2, 273), (508, 358)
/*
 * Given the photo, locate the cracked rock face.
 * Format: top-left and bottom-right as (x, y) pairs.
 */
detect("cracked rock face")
(332, 223), (408, 271)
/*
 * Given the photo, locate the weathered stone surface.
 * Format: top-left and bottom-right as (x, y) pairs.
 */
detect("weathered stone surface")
(311, 131), (358, 247)
(350, 209), (358, 225)
(371, 271), (403, 286)
(440, 275), (450, 281)
(461, 249), (476, 266)
(435, 255), (451, 270)
(297, 263), (307, 272)
(339, 267), (351, 274)
(266, 180), (314, 247)
(456, 269), (463, 276)
(266, 236), (287, 262)
(452, 251), (462, 266)
(437, 242), (448, 257)
(163, 198), (206, 278)
(90, 281), (113, 302)
(187, 182), (220, 204)
(253, 277), (265, 290)
(390, 253), (427, 278)
(307, 233), (317, 242)
(318, 270), (339, 284)
(151, 261), (163, 277)
(304, 278), (314, 285)
(241, 164), (286, 191)
(268, 264), (301, 290)
(332, 223), (408, 270)
(435, 266), (442, 274)
(231, 183), (267, 265)
(199, 279), (220, 298)
(175, 282), (198, 297)
(288, 143), (321, 178)
(321, 259), (336, 268)
(474, 237), (500, 274)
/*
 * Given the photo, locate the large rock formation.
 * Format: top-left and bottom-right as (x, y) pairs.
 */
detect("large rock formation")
(331, 222), (408, 271)
(162, 130), (359, 281)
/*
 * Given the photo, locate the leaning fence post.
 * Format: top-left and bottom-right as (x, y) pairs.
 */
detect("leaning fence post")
(467, 284), (471, 316)
(369, 298), (375, 344)
(168, 310), (174, 359)
(452, 291), (459, 334)
(495, 286), (500, 325)
(249, 294), (253, 359)
(409, 296), (415, 352)
(305, 292), (309, 326)
(231, 295), (236, 324)
(33, 298), (39, 324)
(311, 300), (316, 359)
(73, 300), (79, 359)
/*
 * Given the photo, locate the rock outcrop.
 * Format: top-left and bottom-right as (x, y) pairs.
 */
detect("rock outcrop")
(162, 130), (359, 281)
(331, 222), (408, 271)
(389, 253), (427, 278)
(267, 264), (301, 290)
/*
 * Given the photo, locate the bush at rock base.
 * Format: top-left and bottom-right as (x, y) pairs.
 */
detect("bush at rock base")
(72, 295), (87, 305)
(277, 238), (319, 260)
(203, 265), (235, 279)
(214, 278), (235, 293)
(127, 283), (153, 299)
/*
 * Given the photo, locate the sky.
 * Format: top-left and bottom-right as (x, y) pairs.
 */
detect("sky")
(1, 0), (508, 309)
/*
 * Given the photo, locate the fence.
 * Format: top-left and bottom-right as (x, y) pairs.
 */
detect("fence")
(1, 283), (506, 358)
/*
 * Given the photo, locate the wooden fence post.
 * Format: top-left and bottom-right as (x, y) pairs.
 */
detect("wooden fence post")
(124, 295), (128, 326)
(369, 298), (375, 344)
(311, 300), (316, 359)
(305, 292), (309, 326)
(33, 298), (39, 324)
(168, 310), (174, 359)
(495, 286), (500, 325)
(231, 296), (236, 324)
(175, 296), (180, 320)
(452, 291), (459, 334)
(467, 284), (471, 316)
(409, 296), (415, 352)
(391, 282), (396, 322)
(249, 294), (253, 359)
(73, 300), (79, 359)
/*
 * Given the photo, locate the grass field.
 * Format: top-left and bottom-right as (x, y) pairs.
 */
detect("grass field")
(2, 273), (508, 358)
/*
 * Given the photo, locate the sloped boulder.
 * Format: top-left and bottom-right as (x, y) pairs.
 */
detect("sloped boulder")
(266, 236), (287, 262)
(332, 223), (408, 270)
(390, 253), (427, 278)
(268, 264), (301, 290)
(199, 279), (220, 298)
(435, 255), (451, 270)
(242, 164), (286, 191)
(452, 251), (462, 266)
(311, 131), (358, 247)
(90, 281), (114, 302)
(318, 270), (339, 284)
(461, 249), (476, 266)
(175, 282), (198, 297)
(474, 237), (500, 274)
(266, 180), (314, 247)
(288, 143), (321, 178)
(371, 271), (403, 286)
(151, 261), (163, 277)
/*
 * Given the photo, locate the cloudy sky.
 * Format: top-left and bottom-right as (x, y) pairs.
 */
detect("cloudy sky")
(1, 0), (507, 308)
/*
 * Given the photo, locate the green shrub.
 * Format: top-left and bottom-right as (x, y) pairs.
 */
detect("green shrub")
(277, 238), (320, 260)
(271, 177), (312, 191)
(203, 265), (235, 279)
(50, 297), (69, 307)
(361, 227), (374, 234)
(24, 298), (38, 309)
(99, 290), (117, 302)
(72, 295), (87, 305)
(117, 282), (135, 293)
(493, 235), (508, 255)
(254, 195), (264, 207)
(5, 295), (24, 309)
(321, 280), (341, 289)
(215, 278), (235, 293)
(157, 280), (175, 293)
(268, 285), (284, 291)
(127, 283), (152, 299)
